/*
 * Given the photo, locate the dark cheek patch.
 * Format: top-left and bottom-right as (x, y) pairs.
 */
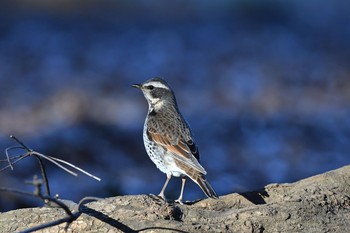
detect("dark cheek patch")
(151, 88), (168, 99)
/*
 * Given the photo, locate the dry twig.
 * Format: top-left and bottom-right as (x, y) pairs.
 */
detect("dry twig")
(0, 135), (102, 232)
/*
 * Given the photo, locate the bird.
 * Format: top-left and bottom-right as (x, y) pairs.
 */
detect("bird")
(132, 77), (218, 204)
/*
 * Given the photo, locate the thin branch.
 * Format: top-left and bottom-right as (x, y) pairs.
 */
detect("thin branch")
(40, 195), (73, 217)
(2, 149), (24, 161)
(2, 176), (73, 217)
(48, 156), (102, 181)
(0, 186), (104, 233)
(18, 213), (80, 233)
(76, 196), (102, 212)
(34, 155), (51, 196)
(30, 151), (101, 181)
(0, 192), (73, 219)
(1, 136), (104, 233)
(21, 196), (104, 233)
(31, 151), (79, 177)
(7, 136), (52, 194)
(0, 154), (28, 172)
(4, 146), (24, 170)
(0, 187), (37, 197)
(10, 135), (32, 152)
(2, 135), (101, 181)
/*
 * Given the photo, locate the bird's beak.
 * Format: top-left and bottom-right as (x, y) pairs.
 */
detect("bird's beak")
(132, 84), (142, 89)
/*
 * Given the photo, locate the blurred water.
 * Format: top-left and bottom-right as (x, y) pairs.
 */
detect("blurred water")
(1, 1), (350, 211)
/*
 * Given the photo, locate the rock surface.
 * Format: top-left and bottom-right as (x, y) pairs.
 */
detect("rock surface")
(1, 165), (350, 233)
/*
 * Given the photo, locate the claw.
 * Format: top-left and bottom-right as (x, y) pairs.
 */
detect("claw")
(158, 192), (166, 200)
(175, 198), (184, 205)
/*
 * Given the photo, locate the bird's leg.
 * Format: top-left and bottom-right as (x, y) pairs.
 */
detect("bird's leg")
(158, 173), (171, 200)
(175, 177), (186, 205)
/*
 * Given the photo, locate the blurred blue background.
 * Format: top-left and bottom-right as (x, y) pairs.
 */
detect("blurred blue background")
(1, 0), (350, 211)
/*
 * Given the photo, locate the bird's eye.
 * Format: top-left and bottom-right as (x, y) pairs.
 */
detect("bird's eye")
(148, 85), (154, 90)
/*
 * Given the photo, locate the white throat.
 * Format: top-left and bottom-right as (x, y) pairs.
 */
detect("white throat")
(149, 98), (165, 112)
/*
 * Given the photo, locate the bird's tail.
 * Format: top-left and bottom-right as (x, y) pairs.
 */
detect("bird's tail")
(193, 174), (218, 199)
(178, 162), (218, 199)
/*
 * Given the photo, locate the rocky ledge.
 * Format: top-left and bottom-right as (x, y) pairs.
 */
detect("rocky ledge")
(1, 165), (350, 232)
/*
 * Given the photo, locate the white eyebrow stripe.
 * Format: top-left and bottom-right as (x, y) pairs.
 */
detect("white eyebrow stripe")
(145, 81), (170, 90)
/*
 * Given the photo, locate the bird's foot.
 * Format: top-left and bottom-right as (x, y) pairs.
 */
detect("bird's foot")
(175, 198), (184, 205)
(158, 192), (167, 201)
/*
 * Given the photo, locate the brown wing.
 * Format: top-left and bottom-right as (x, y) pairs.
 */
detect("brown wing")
(147, 129), (207, 175)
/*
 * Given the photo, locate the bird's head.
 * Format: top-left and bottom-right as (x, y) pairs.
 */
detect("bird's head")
(132, 77), (177, 110)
